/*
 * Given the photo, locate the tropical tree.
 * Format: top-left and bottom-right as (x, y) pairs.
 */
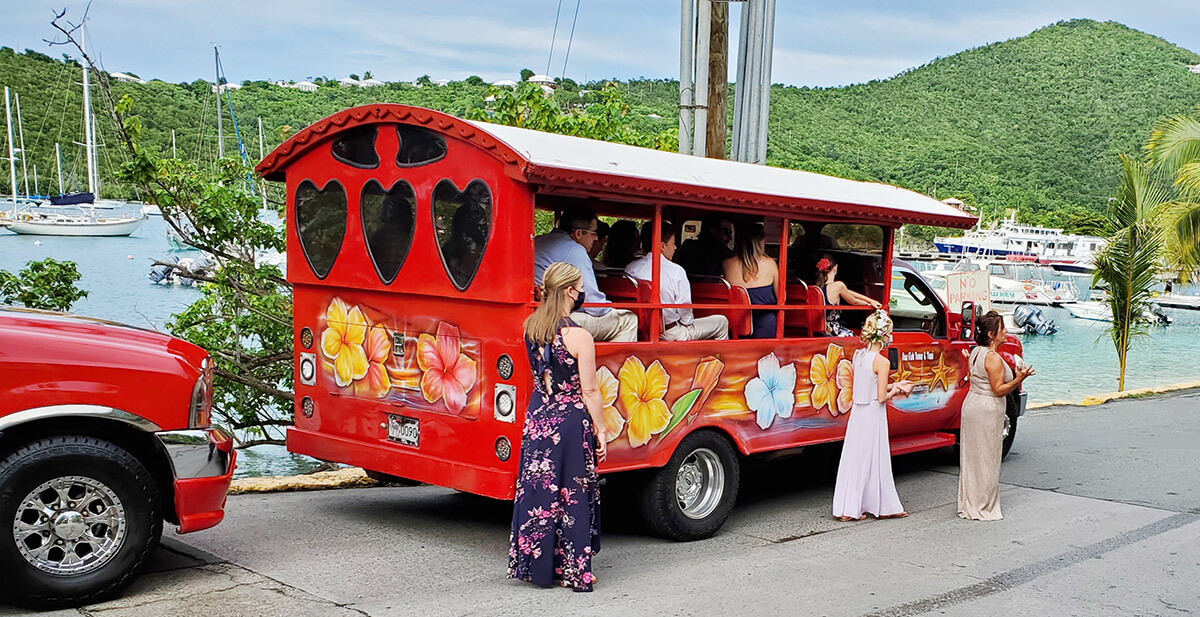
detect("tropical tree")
(1092, 155), (1170, 391)
(0, 258), (88, 312)
(1145, 111), (1200, 280)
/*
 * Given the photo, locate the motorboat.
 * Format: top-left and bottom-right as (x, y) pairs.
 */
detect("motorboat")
(1065, 301), (1172, 325)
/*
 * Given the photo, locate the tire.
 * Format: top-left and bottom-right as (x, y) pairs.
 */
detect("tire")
(1002, 393), (1019, 459)
(641, 431), (740, 541)
(0, 436), (162, 610)
(363, 469), (422, 486)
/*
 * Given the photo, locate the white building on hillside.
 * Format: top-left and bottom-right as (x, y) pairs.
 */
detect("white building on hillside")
(338, 77), (361, 87)
(491, 79), (518, 88)
(212, 82), (242, 94)
(527, 74), (556, 88)
(294, 81), (318, 92)
(1188, 64), (1200, 74)
(359, 78), (384, 88)
(110, 72), (145, 84)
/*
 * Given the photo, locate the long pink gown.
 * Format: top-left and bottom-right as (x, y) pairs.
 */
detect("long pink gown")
(832, 348), (905, 519)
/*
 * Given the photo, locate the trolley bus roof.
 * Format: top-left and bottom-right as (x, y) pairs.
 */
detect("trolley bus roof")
(258, 104), (977, 229)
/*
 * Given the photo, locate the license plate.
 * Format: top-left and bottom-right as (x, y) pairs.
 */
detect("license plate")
(387, 414), (419, 447)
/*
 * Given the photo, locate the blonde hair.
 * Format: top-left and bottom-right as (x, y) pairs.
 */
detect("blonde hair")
(525, 262), (583, 344)
(860, 309), (893, 345)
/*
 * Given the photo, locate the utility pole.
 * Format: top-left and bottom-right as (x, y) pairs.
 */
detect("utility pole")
(678, 0), (695, 155)
(705, 1), (729, 159)
(731, 0), (775, 164)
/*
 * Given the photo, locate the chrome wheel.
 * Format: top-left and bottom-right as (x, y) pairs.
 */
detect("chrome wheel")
(13, 476), (127, 576)
(675, 447), (725, 520)
(1001, 415), (1011, 440)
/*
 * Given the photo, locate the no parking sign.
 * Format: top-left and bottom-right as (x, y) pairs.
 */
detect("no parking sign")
(947, 270), (991, 312)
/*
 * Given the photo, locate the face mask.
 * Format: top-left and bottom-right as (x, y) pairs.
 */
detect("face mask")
(571, 288), (585, 312)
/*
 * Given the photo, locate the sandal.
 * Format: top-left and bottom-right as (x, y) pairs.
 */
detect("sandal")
(879, 512), (908, 519)
(836, 515), (868, 522)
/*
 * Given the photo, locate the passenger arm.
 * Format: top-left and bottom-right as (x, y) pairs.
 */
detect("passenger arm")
(833, 281), (881, 309)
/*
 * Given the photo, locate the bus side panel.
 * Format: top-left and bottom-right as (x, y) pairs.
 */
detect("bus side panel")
(591, 335), (966, 471)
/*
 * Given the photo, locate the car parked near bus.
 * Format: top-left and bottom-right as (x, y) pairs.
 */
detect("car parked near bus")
(257, 104), (1026, 541)
(0, 308), (235, 609)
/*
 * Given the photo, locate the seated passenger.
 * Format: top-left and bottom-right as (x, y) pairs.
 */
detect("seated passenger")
(603, 219), (641, 269)
(626, 220), (729, 342)
(722, 223), (778, 339)
(588, 220), (610, 265)
(816, 254), (882, 337)
(676, 213), (735, 277)
(534, 205), (638, 342)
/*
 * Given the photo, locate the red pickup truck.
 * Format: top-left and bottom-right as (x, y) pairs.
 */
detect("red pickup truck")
(0, 308), (235, 609)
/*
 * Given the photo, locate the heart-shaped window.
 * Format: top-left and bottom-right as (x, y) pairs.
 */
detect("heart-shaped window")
(433, 179), (492, 291)
(294, 179), (348, 279)
(396, 125), (447, 167)
(361, 179), (416, 284)
(332, 125), (379, 168)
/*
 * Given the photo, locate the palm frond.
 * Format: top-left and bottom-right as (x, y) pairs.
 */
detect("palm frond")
(1146, 114), (1200, 173)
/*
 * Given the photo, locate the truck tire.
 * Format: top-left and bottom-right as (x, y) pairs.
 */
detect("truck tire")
(1002, 393), (1019, 459)
(641, 431), (739, 541)
(0, 436), (162, 610)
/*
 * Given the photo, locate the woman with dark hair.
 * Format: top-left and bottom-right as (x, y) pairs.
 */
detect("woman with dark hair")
(509, 262), (607, 591)
(815, 254), (881, 337)
(959, 310), (1035, 521)
(602, 220), (641, 269)
(722, 223), (779, 338)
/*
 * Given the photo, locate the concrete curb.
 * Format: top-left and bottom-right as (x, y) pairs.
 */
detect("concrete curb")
(229, 382), (1200, 494)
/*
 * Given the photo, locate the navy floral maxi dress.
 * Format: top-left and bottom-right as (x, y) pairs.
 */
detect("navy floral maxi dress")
(508, 323), (601, 591)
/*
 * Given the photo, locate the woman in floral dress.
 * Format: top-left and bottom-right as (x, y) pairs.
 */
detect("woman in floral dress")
(509, 262), (608, 591)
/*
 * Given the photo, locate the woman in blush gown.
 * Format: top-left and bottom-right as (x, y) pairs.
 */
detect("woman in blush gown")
(509, 262), (608, 591)
(832, 310), (913, 521)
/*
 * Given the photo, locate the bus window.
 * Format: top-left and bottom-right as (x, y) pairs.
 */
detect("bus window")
(890, 269), (946, 337)
(361, 179), (417, 284)
(395, 125), (447, 167)
(295, 179), (348, 279)
(331, 125), (379, 168)
(433, 179), (492, 291)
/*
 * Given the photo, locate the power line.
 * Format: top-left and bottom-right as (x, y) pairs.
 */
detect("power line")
(560, 0), (582, 80)
(545, 0), (564, 76)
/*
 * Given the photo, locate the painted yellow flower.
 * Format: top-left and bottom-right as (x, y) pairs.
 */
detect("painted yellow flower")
(320, 297), (369, 387)
(353, 324), (392, 398)
(618, 357), (671, 448)
(596, 367), (624, 443)
(835, 357), (853, 415)
(809, 343), (845, 415)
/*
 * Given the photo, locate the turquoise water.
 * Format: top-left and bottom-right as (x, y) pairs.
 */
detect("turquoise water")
(4, 216), (1199, 475)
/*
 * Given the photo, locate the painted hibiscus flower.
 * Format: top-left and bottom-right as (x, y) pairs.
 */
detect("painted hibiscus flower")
(810, 343), (853, 415)
(417, 322), (478, 414)
(320, 297), (369, 387)
(596, 366), (625, 443)
(618, 357), (671, 448)
(746, 352), (797, 429)
(353, 324), (392, 398)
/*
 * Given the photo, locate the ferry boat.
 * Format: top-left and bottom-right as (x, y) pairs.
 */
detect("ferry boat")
(933, 212), (1105, 272)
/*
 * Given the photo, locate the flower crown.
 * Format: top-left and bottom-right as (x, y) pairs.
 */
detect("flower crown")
(860, 309), (893, 345)
(816, 258), (832, 273)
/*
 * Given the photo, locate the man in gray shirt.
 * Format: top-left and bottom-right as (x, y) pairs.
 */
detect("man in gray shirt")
(534, 205), (638, 342)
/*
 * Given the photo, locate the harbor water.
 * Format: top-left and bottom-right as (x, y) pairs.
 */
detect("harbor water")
(3, 215), (1200, 476)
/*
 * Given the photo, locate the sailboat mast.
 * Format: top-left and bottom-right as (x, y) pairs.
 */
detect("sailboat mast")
(215, 46), (224, 159)
(55, 143), (63, 195)
(5, 87), (16, 213)
(15, 91), (29, 196)
(81, 29), (97, 195)
(33, 164), (38, 197)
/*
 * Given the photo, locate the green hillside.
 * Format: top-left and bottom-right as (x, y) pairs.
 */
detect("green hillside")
(2, 19), (1200, 235)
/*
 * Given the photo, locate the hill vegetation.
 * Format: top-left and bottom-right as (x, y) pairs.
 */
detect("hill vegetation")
(3, 19), (1200, 238)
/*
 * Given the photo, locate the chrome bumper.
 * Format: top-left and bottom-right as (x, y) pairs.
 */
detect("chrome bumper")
(155, 426), (234, 480)
(1017, 391), (1028, 417)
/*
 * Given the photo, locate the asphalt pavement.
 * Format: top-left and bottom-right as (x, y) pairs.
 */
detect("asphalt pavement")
(4, 390), (1198, 617)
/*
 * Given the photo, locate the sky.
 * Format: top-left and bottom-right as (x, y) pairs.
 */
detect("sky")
(2, 1), (1199, 88)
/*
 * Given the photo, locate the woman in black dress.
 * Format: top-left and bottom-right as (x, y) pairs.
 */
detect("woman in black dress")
(509, 262), (608, 591)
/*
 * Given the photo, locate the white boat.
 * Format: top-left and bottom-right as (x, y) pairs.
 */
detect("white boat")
(1155, 294), (1200, 310)
(934, 211), (1105, 271)
(7, 210), (145, 236)
(1066, 300), (1173, 325)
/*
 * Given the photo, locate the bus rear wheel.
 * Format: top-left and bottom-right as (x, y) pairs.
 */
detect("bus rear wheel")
(641, 431), (739, 541)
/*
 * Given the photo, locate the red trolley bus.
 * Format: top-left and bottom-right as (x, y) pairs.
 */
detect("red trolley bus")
(257, 104), (1027, 540)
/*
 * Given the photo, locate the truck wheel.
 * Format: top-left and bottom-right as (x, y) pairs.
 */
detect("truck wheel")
(641, 431), (739, 541)
(1002, 394), (1019, 459)
(0, 436), (162, 610)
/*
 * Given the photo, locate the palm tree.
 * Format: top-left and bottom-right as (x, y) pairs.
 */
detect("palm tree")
(1145, 112), (1200, 279)
(1092, 155), (1170, 391)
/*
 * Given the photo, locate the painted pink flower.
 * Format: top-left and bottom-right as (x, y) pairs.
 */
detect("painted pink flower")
(416, 322), (478, 414)
(353, 324), (392, 398)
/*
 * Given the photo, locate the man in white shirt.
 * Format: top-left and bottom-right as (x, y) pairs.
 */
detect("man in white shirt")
(625, 220), (729, 341)
(534, 205), (638, 342)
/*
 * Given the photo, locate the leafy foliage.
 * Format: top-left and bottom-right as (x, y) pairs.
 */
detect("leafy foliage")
(0, 258), (87, 312)
(1145, 109), (1200, 277)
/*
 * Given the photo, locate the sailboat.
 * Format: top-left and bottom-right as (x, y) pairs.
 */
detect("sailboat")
(5, 29), (145, 237)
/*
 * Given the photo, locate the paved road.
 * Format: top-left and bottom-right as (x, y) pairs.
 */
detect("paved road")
(5, 390), (1199, 617)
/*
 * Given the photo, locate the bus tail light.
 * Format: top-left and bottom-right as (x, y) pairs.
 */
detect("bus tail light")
(494, 384), (516, 423)
(301, 396), (315, 419)
(495, 437), (512, 461)
(299, 352), (317, 386)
